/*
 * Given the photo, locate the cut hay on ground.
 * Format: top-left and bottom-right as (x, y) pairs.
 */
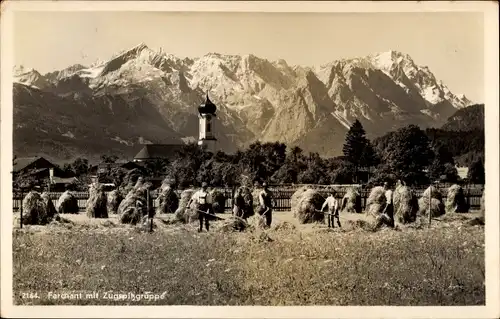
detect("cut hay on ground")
(41, 192), (57, 221)
(393, 186), (418, 224)
(341, 187), (362, 214)
(293, 189), (324, 224)
(247, 214), (268, 229)
(418, 197), (445, 218)
(366, 186), (387, 217)
(107, 190), (123, 215)
(155, 184), (179, 215)
(174, 189), (197, 223)
(272, 221), (297, 232)
(21, 191), (50, 225)
(345, 219), (377, 232)
(210, 189), (226, 215)
(218, 216), (250, 232)
(445, 184), (469, 214)
(86, 183), (108, 218)
(56, 191), (79, 214)
(117, 182), (154, 225)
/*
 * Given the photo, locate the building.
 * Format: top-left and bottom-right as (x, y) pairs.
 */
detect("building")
(13, 156), (77, 191)
(13, 156), (61, 176)
(197, 93), (217, 153)
(133, 144), (185, 162)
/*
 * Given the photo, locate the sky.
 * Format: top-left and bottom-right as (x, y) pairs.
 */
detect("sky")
(14, 11), (484, 102)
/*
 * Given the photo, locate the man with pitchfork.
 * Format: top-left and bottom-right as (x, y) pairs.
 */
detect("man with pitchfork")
(321, 190), (341, 228)
(189, 182), (213, 232)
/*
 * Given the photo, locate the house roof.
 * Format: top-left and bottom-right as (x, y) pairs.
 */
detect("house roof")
(13, 157), (41, 172)
(134, 144), (185, 160)
(97, 161), (143, 173)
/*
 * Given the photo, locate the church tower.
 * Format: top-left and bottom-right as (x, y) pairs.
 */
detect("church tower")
(197, 93), (217, 153)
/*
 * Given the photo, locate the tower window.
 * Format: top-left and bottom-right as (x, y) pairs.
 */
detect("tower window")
(207, 122), (211, 133)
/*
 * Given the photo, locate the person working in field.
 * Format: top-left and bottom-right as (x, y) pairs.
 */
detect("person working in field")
(258, 182), (276, 228)
(382, 182), (395, 227)
(321, 190), (341, 228)
(233, 188), (246, 219)
(188, 182), (213, 232)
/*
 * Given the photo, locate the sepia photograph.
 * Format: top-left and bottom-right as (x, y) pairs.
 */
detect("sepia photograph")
(1, 1), (499, 318)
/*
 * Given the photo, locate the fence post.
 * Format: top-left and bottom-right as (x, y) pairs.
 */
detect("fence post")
(147, 189), (153, 232)
(428, 185), (432, 228)
(20, 191), (23, 229)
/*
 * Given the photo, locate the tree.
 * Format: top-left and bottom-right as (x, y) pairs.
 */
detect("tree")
(144, 159), (169, 177)
(426, 140), (460, 183)
(379, 125), (434, 185)
(62, 163), (75, 176)
(328, 160), (355, 184)
(342, 119), (377, 182)
(101, 155), (119, 164)
(468, 158), (485, 184)
(71, 158), (89, 176)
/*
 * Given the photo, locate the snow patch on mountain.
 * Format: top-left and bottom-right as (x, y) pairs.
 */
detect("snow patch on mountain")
(112, 136), (133, 146)
(62, 131), (75, 139)
(331, 112), (351, 129)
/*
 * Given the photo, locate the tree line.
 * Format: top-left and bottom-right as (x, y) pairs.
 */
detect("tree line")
(15, 120), (485, 191)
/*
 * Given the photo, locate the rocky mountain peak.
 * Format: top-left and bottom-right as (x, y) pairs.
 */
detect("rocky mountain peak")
(13, 43), (476, 161)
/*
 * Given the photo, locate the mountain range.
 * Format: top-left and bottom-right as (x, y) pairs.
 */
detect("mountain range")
(13, 43), (474, 163)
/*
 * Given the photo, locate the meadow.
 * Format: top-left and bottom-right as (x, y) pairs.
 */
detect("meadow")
(12, 210), (485, 306)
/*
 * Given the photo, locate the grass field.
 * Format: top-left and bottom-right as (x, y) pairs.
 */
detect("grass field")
(12, 211), (485, 306)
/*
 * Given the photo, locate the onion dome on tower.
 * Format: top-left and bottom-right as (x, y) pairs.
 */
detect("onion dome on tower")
(197, 92), (217, 153)
(198, 93), (217, 116)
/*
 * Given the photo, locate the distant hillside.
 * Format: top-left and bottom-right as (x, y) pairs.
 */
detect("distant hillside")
(441, 104), (484, 131)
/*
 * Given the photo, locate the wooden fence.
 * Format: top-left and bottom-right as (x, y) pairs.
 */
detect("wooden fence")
(12, 185), (484, 212)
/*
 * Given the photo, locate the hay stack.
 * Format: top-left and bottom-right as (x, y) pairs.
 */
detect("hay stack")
(210, 189), (226, 215)
(293, 189), (324, 224)
(366, 186), (387, 217)
(107, 190), (123, 215)
(41, 192), (57, 221)
(118, 173), (144, 198)
(341, 187), (362, 214)
(418, 186), (445, 217)
(418, 198), (445, 217)
(86, 183), (108, 218)
(423, 186), (443, 202)
(155, 184), (179, 215)
(56, 191), (79, 214)
(174, 189), (197, 223)
(21, 191), (50, 225)
(117, 181), (153, 225)
(445, 184), (469, 214)
(291, 186), (309, 214)
(393, 186), (418, 224)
